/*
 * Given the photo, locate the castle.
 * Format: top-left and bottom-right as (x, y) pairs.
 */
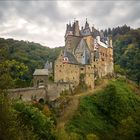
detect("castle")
(54, 20), (114, 89)
(32, 19), (114, 100)
(9, 20), (114, 102)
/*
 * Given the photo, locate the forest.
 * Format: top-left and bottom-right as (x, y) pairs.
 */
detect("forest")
(0, 38), (62, 88)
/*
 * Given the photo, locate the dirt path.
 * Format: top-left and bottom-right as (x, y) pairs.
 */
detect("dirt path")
(57, 79), (109, 129)
(57, 97), (79, 129)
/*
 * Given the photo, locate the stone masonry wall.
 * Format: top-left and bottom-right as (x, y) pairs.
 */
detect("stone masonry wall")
(85, 65), (94, 89)
(8, 82), (73, 102)
(54, 61), (80, 85)
(8, 87), (47, 102)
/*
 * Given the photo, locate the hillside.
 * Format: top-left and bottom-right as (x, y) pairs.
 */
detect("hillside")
(0, 38), (62, 87)
(66, 78), (140, 140)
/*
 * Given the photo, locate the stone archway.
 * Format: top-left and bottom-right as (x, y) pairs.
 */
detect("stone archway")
(38, 98), (45, 104)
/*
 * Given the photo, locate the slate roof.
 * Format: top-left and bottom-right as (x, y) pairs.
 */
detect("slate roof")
(91, 29), (100, 37)
(65, 36), (81, 50)
(74, 38), (89, 53)
(44, 61), (52, 70)
(33, 69), (49, 76)
(64, 51), (78, 64)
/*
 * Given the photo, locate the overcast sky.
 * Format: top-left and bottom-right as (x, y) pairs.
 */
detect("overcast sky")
(0, 0), (140, 47)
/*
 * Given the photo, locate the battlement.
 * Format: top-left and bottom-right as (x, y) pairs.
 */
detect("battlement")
(65, 20), (113, 49)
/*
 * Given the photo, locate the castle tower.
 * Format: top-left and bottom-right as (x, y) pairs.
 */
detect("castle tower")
(65, 22), (73, 39)
(65, 20), (81, 53)
(73, 20), (80, 36)
(107, 35), (114, 74)
(108, 35), (113, 48)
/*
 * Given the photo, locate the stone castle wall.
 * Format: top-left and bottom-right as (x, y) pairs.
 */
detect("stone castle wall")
(85, 65), (95, 89)
(8, 82), (74, 102)
(97, 45), (114, 77)
(54, 61), (80, 85)
(8, 87), (47, 102)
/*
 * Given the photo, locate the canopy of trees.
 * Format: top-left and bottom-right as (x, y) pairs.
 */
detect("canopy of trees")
(0, 38), (62, 88)
(113, 29), (140, 85)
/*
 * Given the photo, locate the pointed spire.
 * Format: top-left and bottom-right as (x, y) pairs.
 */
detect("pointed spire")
(69, 21), (71, 26)
(85, 18), (89, 29)
(92, 24), (95, 32)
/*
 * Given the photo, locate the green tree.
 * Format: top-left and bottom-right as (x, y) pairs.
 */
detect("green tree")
(86, 133), (99, 140)
(0, 91), (37, 140)
(116, 116), (138, 140)
(114, 64), (125, 75)
(14, 101), (55, 140)
(0, 60), (29, 89)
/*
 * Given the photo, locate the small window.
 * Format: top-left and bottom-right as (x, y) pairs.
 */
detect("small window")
(81, 68), (84, 70)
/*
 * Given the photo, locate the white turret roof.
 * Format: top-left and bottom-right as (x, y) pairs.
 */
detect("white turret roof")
(96, 36), (108, 48)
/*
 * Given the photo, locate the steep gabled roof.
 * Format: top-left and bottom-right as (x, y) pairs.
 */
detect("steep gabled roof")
(65, 36), (81, 51)
(74, 38), (90, 53)
(91, 29), (100, 37)
(44, 61), (52, 70)
(33, 69), (49, 76)
(74, 38), (90, 64)
(64, 51), (78, 64)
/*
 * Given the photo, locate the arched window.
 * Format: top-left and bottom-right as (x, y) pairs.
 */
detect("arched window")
(38, 80), (44, 88)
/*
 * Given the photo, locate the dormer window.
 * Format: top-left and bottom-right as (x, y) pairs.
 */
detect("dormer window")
(63, 57), (69, 63)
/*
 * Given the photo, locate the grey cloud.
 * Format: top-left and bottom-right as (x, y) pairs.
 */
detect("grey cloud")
(0, 1), (13, 23)
(0, 1), (64, 25)
(14, 1), (62, 22)
(0, 0), (140, 47)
